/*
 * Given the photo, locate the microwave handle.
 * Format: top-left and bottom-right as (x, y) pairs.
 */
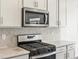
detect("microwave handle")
(45, 14), (48, 24)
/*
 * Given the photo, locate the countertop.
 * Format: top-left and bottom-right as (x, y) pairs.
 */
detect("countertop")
(0, 47), (30, 59)
(0, 41), (75, 59)
(43, 40), (75, 48)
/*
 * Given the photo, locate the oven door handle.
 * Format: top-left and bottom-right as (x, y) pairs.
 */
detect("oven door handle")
(31, 52), (56, 59)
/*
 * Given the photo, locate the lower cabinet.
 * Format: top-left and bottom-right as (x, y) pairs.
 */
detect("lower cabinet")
(56, 46), (66, 59)
(56, 44), (75, 59)
(56, 51), (66, 59)
(8, 55), (29, 59)
(67, 49), (75, 59)
(67, 45), (75, 59)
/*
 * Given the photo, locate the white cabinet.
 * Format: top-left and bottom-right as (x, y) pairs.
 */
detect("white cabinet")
(56, 44), (75, 59)
(48, 0), (58, 27)
(56, 51), (66, 59)
(23, 0), (34, 8)
(8, 55), (29, 59)
(67, 45), (75, 59)
(23, 0), (47, 10)
(67, 49), (75, 59)
(58, 0), (67, 27)
(56, 46), (66, 59)
(0, 0), (21, 28)
(37, 0), (47, 10)
(48, 0), (66, 27)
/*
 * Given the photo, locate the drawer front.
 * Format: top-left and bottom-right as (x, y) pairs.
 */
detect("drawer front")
(67, 44), (75, 50)
(56, 46), (66, 53)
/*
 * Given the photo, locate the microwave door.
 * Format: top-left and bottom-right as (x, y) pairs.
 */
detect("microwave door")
(22, 8), (49, 27)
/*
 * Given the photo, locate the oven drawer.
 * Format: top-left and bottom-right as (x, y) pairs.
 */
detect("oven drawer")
(56, 46), (66, 53)
(31, 52), (56, 59)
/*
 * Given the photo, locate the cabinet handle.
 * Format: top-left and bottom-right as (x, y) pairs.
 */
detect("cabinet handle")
(64, 54), (66, 59)
(59, 21), (61, 25)
(56, 20), (59, 26)
(0, 17), (3, 24)
(67, 53), (70, 58)
(37, 2), (38, 7)
(58, 21), (61, 27)
(34, 1), (38, 7)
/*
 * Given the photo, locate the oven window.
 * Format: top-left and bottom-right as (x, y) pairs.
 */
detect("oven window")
(37, 54), (56, 59)
(25, 11), (45, 24)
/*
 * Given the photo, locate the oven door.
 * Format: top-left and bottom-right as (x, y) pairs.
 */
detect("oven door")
(22, 8), (49, 27)
(30, 52), (56, 59)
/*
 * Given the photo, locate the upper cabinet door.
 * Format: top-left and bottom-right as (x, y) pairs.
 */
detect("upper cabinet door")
(36, 0), (47, 10)
(48, 0), (59, 27)
(0, 0), (21, 27)
(58, 0), (67, 27)
(0, 0), (3, 25)
(48, 0), (67, 27)
(23, 0), (34, 8)
(23, 0), (47, 10)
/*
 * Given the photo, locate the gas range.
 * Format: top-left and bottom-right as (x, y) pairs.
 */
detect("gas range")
(17, 34), (56, 59)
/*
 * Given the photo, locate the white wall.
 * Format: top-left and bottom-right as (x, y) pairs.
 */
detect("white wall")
(60, 0), (78, 57)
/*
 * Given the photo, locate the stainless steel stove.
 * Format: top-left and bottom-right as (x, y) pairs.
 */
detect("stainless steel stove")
(17, 34), (56, 59)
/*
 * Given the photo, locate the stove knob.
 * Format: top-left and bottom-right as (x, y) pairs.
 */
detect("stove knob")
(37, 50), (40, 55)
(51, 48), (54, 52)
(48, 49), (51, 52)
(32, 51), (37, 56)
(47, 48), (51, 52)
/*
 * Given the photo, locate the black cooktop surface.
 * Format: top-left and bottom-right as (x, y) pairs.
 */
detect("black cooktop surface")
(19, 42), (55, 50)
(19, 41), (56, 56)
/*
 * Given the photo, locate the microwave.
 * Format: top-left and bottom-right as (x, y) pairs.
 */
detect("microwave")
(22, 7), (49, 27)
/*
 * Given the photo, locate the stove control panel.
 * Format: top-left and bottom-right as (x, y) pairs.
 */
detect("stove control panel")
(17, 34), (42, 42)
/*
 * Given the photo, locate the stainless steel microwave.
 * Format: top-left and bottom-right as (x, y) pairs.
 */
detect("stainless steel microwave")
(22, 7), (49, 27)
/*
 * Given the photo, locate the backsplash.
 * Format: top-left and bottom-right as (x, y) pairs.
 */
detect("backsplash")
(0, 27), (60, 48)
